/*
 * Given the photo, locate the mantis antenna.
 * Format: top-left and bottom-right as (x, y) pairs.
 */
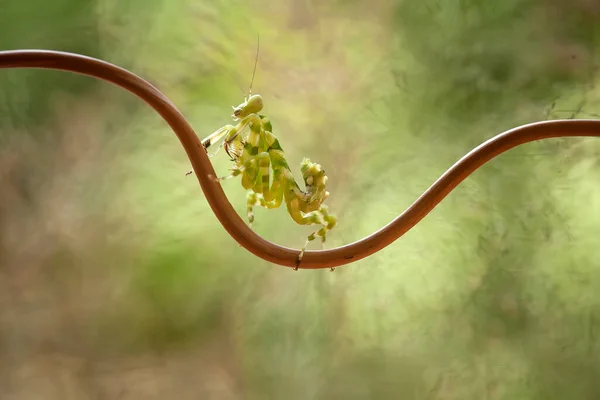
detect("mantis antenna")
(248, 33), (260, 98)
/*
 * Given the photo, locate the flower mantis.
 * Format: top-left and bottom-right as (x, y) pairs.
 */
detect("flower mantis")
(187, 39), (337, 270)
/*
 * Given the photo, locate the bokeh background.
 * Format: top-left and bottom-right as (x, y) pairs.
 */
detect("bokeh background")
(1, 0), (600, 398)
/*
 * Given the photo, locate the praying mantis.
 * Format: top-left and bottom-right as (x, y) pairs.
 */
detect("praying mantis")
(187, 39), (337, 270)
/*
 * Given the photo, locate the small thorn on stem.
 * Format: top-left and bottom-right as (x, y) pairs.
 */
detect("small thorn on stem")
(295, 247), (307, 271)
(293, 254), (302, 271)
(330, 267), (335, 272)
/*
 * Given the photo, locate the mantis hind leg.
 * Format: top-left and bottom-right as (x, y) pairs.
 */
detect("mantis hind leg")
(246, 191), (279, 227)
(245, 174), (284, 229)
(292, 205), (338, 271)
(246, 191), (261, 228)
(213, 157), (258, 184)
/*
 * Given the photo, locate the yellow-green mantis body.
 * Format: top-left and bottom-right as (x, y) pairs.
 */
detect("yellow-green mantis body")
(189, 91), (337, 270)
(187, 38), (337, 269)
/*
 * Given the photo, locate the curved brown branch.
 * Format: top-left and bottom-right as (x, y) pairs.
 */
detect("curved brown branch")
(1, 50), (599, 270)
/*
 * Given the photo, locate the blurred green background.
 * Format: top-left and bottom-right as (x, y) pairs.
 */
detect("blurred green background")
(1, 0), (600, 398)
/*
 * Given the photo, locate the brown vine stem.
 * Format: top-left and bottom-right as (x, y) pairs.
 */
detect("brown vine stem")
(1, 50), (600, 270)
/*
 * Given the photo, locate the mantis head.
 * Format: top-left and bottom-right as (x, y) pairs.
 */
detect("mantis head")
(231, 94), (263, 120)
(301, 158), (330, 206)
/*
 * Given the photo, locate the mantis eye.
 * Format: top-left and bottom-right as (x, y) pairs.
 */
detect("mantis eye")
(306, 176), (314, 185)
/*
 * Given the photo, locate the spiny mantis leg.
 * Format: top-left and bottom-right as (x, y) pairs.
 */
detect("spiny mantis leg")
(185, 125), (235, 176)
(186, 114), (262, 176)
(203, 125), (235, 154)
